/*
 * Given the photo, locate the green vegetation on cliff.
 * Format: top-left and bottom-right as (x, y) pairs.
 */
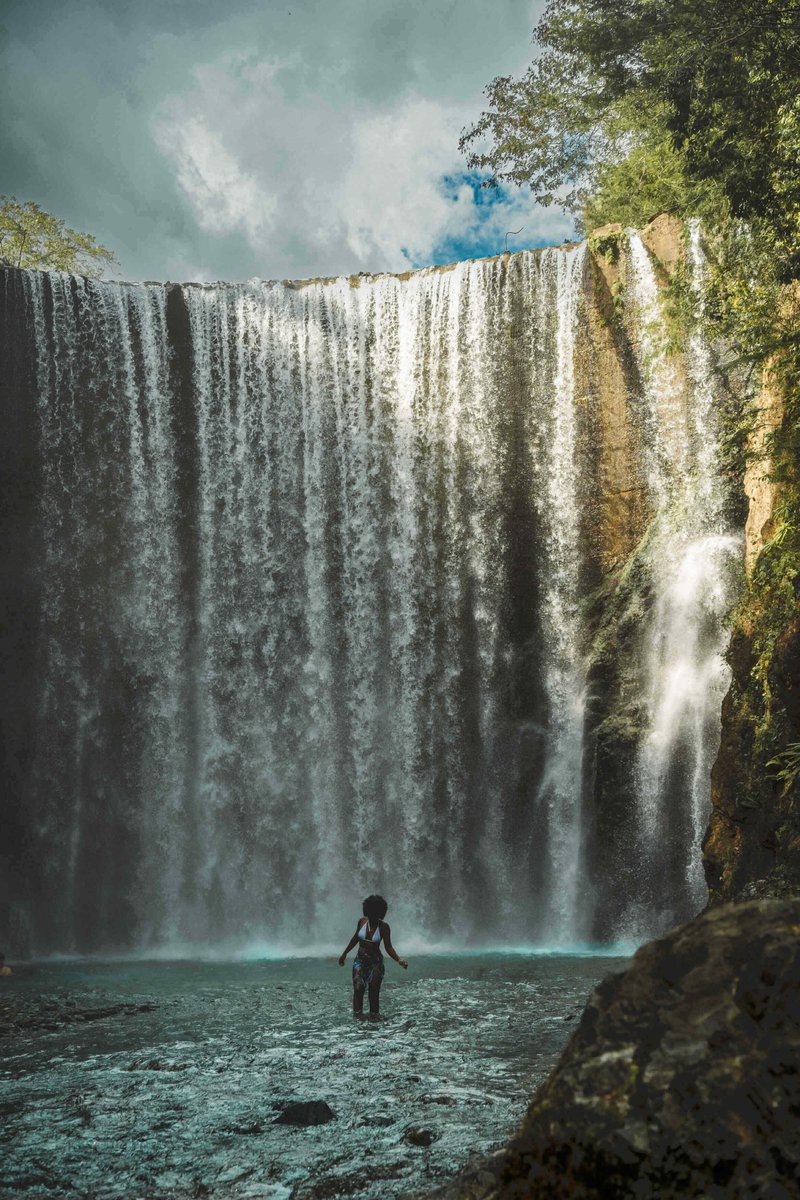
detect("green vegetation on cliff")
(704, 284), (800, 899)
(464, 0), (800, 900)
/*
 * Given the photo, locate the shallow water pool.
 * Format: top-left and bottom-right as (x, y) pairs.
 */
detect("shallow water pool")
(0, 954), (627, 1198)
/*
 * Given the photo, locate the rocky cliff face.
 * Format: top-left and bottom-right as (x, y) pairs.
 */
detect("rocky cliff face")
(703, 338), (800, 903)
(579, 213), (800, 929)
(429, 899), (800, 1200)
(702, 267), (800, 906)
(703, 616), (800, 903)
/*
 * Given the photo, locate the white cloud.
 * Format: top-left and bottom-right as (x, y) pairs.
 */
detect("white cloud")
(152, 42), (574, 281)
(337, 99), (574, 270)
(154, 114), (278, 245)
(2, 0), (559, 281)
(336, 100), (469, 269)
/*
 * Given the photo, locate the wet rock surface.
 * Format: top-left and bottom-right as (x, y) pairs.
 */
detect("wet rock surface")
(704, 605), (800, 905)
(429, 899), (800, 1199)
(405, 1127), (438, 1147)
(273, 1100), (335, 1126)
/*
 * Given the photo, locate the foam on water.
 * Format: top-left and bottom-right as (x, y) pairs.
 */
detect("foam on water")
(0, 955), (628, 1198)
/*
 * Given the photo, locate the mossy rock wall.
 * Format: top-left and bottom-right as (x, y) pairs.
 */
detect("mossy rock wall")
(703, 337), (800, 902)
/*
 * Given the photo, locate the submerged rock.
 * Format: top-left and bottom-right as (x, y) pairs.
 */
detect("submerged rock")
(273, 1100), (335, 1126)
(404, 1127), (437, 1147)
(127, 1057), (187, 1072)
(0, 997), (158, 1037)
(430, 899), (800, 1198)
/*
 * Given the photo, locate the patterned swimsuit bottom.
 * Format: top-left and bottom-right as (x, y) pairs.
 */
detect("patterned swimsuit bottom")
(352, 949), (385, 989)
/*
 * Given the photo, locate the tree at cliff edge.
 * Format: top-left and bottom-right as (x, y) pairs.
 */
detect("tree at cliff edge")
(0, 196), (118, 277)
(460, 0), (800, 275)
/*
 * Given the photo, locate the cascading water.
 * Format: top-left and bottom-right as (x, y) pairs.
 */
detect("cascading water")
(528, 247), (588, 940)
(623, 230), (742, 937)
(0, 231), (743, 955)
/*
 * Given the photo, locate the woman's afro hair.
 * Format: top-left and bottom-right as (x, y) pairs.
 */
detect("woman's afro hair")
(362, 894), (388, 922)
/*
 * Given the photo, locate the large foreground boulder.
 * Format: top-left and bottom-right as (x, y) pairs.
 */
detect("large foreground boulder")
(432, 899), (800, 1199)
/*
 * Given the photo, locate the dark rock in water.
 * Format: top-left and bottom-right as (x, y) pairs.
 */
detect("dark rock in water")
(273, 1100), (335, 1126)
(428, 899), (800, 1198)
(404, 1126), (437, 1147)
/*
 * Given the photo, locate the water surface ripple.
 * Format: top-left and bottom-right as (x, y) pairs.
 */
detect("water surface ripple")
(0, 955), (626, 1198)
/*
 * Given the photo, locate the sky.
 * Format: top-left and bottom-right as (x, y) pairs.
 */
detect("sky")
(0, 0), (575, 283)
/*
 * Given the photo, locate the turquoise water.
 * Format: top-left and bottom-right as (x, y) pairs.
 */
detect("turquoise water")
(0, 955), (627, 1198)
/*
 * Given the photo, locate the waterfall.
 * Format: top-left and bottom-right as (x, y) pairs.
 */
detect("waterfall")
(528, 247), (588, 940)
(0, 234), (742, 955)
(623, 231), (742, 937)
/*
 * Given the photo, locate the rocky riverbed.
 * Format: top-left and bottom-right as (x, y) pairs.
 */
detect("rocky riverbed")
(0, 952), (626, 1198)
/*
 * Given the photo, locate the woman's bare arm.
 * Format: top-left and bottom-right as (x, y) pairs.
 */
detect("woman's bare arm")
(338, 919), (365, 965)
(381, 923), (408, 968)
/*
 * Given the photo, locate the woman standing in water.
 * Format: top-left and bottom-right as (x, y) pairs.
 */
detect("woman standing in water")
(339, 895), (408, 1018)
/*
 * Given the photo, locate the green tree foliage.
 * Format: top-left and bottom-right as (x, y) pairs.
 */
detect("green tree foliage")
(461, 0), (800, 269)
(768, 743), (800, 791)
(0, 196), (118, 277)
(581, 119), (692, 231)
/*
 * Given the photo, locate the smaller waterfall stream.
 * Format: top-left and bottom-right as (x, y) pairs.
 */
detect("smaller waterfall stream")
(625, 231), (742, 935)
